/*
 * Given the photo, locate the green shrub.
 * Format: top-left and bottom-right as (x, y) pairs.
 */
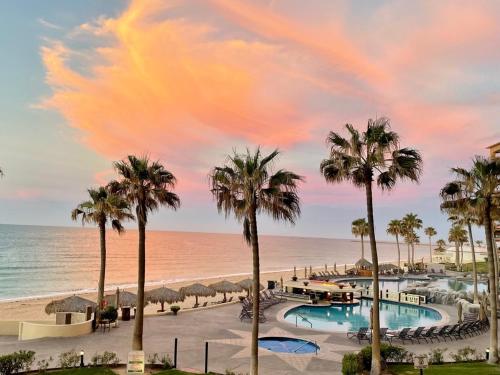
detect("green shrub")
(160, 354), (173, 370)
(147, 353), (159, 365)
(90, 351), (119, 367)
(58, 349), (80, 369)
(36, 357), (52, 374)
(0, 350), (36, 375)
(428, 348), (447, 364)
(357, 344), (411, 371)
(101, 306), (118, 321)
(451, 346), (482, 362)
(342, 353), (361, 375)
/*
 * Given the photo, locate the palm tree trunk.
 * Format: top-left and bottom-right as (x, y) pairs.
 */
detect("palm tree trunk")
(428, 236), (432, 262)
(484, 200), (498, 364)
(365, 181), (381, 375)
(407, 243), (410, 269)
(96, 221), (106, 322)
(455, 242), (460, 269)
(492, 226), (499, 303)
(396, 234), (401, 269)
(361, 234), (365, 259)
(411, 243), (415, 266)
(132, 218), (146, 350)
(467, 222), (478, 303)
(249, 207), (260, 375)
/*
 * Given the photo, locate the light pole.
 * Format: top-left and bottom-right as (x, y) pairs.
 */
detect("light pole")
(80, 350), (85, 368)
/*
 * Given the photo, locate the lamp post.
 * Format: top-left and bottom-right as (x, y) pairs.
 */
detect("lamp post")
(80, 350), (84, 368)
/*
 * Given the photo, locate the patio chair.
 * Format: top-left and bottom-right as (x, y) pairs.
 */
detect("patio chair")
(226, 296), (233, 303)
(347, 327), (368, 340)
(393, 327), (413, 343)
(420, 326), (437, 343)
(408, 327), (426, 343)
(442, 324), (460, 341)
(379, 328), (391, 343)
(431, 325), (450, 342)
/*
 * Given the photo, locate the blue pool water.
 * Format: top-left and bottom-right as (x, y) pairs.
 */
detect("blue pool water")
(284, 299), (442, 332)
(258, 337), (319, 354)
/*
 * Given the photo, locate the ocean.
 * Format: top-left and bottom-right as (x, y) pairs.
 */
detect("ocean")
(0, 224), (430, 301)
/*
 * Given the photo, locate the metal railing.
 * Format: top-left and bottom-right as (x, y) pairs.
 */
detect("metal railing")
(295, 313), (313, 328)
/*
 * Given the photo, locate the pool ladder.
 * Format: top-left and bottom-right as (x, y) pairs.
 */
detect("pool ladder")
(293, 339), (318, 355)
(295, 313), (313, 328)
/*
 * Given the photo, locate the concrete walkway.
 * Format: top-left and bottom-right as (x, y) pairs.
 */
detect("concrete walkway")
(0, 302), (494, 375)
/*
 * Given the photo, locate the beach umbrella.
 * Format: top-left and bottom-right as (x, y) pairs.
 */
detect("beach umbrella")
(237, 279), (265, 297)
(45, 295), (97, 315)
(105, 290), (144, 307)
(457, 302), (463, 323)
(146, 286), (184, 311)
(208, 280), (242, 302)
(355, 258), (373, 270)
(379, 263), (398, 272)
(179, 283), (216, 306)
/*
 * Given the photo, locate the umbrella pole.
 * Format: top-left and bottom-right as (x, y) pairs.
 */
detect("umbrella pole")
(195, 296), (199, 306)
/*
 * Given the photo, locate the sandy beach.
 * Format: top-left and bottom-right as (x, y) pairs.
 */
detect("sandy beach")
(0, 265), (351, 321)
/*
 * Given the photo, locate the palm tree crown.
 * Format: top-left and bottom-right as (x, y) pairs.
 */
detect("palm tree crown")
(351, 218), (368, 238)
(71, 186), (133, 230)
(210, 148), (302, 242)
(387, 219), (404, 238)
(424, 227), (437, 239)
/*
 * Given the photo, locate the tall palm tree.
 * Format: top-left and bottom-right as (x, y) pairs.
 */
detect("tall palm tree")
(436, 239), (446, 249)
(352, 218), (369, 259)
(402, 213), (422, 266)
(441, 178), (481, 302)
(387, 219), (404, 268)
(71, 186), (133, 319)
(450, 157), (500, 363)
(111, 155), (180, 350)
(210, 148), (302, 375)
(320, 118), (422, 375)
(448, 224), (467, 269)
(424, 227), (437, 262)
(476, 240), (483, 247)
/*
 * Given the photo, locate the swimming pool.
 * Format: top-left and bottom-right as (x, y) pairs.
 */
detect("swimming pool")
(283, 299), (443, 332)
(258, 336), (319, 354)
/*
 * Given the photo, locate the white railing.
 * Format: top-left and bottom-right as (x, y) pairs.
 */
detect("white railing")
(361, 288), (426, 305)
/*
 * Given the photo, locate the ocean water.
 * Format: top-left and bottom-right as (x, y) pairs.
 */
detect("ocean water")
(0, 224), (430, 301)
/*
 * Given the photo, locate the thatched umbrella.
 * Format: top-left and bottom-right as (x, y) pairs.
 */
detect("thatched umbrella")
(146, 286), (184, 311)
(105, 290), (144, 307)
(237, 279), (265, 297)
(179, 283), (216, 307)
(208, 280), (242, 302)
(355, 258), (373, 270)
(45, 295), (96, 315)
(379, 263), (399, 272)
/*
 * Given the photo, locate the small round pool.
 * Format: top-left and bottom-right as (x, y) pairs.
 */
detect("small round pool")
(284, 299), (442, 332)
(258, 336), (319, 354)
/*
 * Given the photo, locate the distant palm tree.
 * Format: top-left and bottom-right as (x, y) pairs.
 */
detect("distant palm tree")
(436, 239), (446, 249)
(402, 213), (422, 266)
(111, 156), (180, 350)
(320, 118), (422, 375)
(71, 186), (133, 319)
(476, 240), (484, 247)
(210, 148), (302, 375)
(449, 157), (500, 363)
(424, 227), (437, 262)
(387, 219), (404, 268)
(448, 224), (467, 269)
(352, 218), (369, 259)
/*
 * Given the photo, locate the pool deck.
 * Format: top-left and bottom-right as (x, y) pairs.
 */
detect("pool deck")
(0, 302), (495, 375)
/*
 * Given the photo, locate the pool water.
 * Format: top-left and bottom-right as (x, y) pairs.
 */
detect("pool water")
(284, 299), (442, 332)
(258, 336), (319, 354)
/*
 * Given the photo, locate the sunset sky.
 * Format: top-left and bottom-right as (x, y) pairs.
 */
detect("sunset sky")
(0, 0), (498, 240)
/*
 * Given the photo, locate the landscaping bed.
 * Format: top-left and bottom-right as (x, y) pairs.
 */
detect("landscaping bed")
(388, 362), (500, 374)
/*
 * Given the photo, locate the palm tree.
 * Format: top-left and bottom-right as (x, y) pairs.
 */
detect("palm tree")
(448, 224), (467, 269)
(387, 220), (404, 268)
(111, 155), (180, 350)
(402, 213), (422, 266)
(320, 118), (422, 375)
(436, 239), (446, 249)
(352, 218), (369, 259)
(424, 227), (437, 262)
(71, 186), (133, 319)
(449, 157), (500, 363)
(210, 148), (302, 375)
(441, 178), (481, 302)
(476, 240), (484, 247)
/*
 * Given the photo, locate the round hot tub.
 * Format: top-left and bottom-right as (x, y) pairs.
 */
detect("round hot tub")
(258, 336), (319, 354)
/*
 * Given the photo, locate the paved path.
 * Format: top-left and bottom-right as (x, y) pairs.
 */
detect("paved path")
(0, 302), (494, 375)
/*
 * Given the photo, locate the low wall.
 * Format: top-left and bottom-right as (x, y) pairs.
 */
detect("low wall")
(0, 321), (21, 336)
(19, 319), (92, 341)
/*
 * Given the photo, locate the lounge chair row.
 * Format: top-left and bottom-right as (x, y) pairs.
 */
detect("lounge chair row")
(347, 320), (489, 345)
(239, 290), (285, 323)
(193, 296), (234, 309)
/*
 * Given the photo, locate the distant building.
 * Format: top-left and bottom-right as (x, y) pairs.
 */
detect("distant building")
(487, 142), (500, 160)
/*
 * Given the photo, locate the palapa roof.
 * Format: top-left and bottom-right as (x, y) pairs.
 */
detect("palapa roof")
(45, 295), (96, 315)
(236, 278), (265, 291)
(146, 287), (184, 304)
(179, 283), (216, 298)
(208, 280), (242, 294)
(355, 258), (373, 269)
(104, 290), (146, 307)
(379, 263), (399, 271)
